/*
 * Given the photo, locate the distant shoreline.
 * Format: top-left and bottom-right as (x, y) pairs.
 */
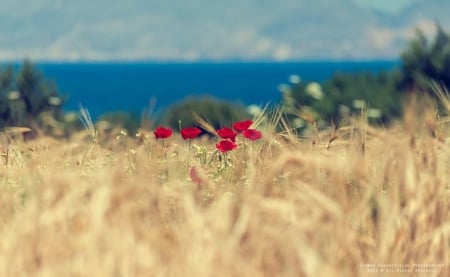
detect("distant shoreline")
(3, 59), (400, 66)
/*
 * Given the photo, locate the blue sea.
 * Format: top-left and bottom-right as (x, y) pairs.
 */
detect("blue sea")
(35, 61), (398, 119)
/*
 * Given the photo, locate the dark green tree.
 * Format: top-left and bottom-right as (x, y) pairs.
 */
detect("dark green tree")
(0, 59), (65, 133)
(281, 23), (450, 128)
(17, 61), (50, 116)
(0, 65), (14, 128)
(14, 60), (64, 127)
(399, 23), (450, 92)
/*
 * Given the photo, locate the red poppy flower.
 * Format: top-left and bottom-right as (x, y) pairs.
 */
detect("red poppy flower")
(216, 139), (237, 153)
(243, 129), (262, 141)
(154, 126), (173, 139)
(189, 166), (202, 185)
(181, 127), (202, 140)
(233, 119), (253, 133)
(217, 127), (237, 142)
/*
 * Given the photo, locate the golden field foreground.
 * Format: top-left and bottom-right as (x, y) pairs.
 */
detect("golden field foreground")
(0, 108), (449, 276)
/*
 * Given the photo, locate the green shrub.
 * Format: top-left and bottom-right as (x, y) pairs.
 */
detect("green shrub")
(97, 111), (140, 134)
(163, 96), (250, 131)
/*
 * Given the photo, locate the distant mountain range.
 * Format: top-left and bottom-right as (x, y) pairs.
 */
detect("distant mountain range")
(0, 0), (448, 61)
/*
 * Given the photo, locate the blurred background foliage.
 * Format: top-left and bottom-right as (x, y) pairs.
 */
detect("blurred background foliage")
(0, 23), (449, 137)
(163, 96), (250, 131)
(97, 111), (141, 135)
(0, 60), (68, 136)
(280, 22), (450, 132)
(399, 24), (450, 92)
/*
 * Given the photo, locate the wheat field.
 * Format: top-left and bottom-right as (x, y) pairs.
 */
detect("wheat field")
(0, 105), (449, 276)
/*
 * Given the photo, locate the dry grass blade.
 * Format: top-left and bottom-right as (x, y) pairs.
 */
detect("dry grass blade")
(432, 80), (450, 113)
(0, 127), (32, 134)
(0, 127), (31, 165)
(193, 112), (218, 136)
(79, 104), (98, 143)
(250, 102), (271, 129)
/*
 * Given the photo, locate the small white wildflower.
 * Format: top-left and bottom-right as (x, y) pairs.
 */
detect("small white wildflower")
(305, 82), (324, 100)
(247, 104), (262, 117)
(353, 99), (366, 109)
(64, 112), (78, 122)
(8, 91), (20, 101)
(96, 120), (112, 131)
(368, 108), (382, 118)
(120, 129), (128, 136)
(289, 74), (301, 84)
(293, 118), (305, 128)
(48, 96), (61, 106)
(277, 83), (291, 93)
(339, 105), (350, 117)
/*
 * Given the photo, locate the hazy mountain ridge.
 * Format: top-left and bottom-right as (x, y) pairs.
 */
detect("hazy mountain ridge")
(0, 0), (448, 61)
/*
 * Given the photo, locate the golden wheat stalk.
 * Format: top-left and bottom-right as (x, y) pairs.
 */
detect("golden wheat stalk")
(78, 104), (98, 143)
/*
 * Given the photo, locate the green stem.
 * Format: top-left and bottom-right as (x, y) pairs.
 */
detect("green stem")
(162, 140), (169, 180)
(187, 140), (192, 168)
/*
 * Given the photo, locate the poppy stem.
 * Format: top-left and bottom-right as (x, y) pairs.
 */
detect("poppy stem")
(162, 140), (169, 179)
(187, 140), (192, 167)
(162, 140), (167, 160)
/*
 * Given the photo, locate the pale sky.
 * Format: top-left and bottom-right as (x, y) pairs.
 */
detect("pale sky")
(0, 0), (447, 61)
(354, 0), (414, 13)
